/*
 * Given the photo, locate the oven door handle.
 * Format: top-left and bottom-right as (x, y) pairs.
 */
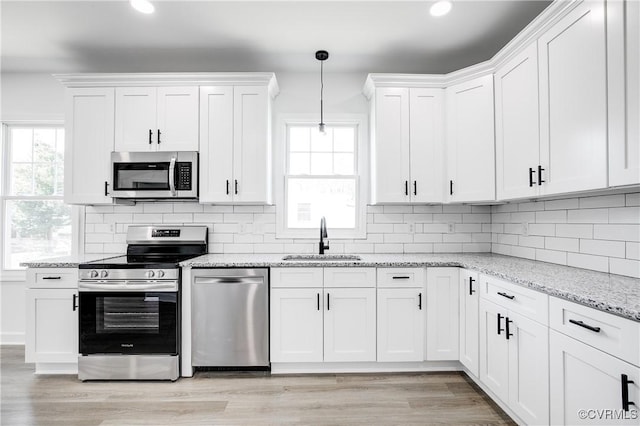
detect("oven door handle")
(169, 156), (177, 196)
(78, 282), (178, 292)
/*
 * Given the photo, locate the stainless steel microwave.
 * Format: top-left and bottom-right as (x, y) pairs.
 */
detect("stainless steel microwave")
(110, 151), (198, 199)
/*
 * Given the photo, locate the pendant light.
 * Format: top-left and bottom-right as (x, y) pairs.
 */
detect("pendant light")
(316, 50), (329, 134)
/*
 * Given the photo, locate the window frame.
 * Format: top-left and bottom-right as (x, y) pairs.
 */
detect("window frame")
(274, 114), (369, 240)
(1, 122), (82, 279)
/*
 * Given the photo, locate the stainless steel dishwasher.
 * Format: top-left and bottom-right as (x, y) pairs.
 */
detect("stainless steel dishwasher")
(191, 268), (269, 368)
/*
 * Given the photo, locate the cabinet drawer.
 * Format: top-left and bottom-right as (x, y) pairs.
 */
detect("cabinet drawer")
(481, 275), (548, 325)
(324, 268), (376, 288)
(28, 269), (78, 289)
(377, 268), (425, 288)
(550, 297), (640, 367)
(270, 268), (323, 288)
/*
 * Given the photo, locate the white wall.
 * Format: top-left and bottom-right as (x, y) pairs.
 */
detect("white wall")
(1, 72), (64, 121)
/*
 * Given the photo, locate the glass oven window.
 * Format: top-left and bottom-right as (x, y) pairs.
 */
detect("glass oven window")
(97, 296), (160, 334)
(113, 163), (170, 190)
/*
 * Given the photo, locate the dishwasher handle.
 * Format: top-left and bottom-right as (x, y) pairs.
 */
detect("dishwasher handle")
(194, 276), (265, 285)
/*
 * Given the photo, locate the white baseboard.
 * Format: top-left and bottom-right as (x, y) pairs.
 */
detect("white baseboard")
(271, 360), (462, 374)
(0, 332), (25, 345)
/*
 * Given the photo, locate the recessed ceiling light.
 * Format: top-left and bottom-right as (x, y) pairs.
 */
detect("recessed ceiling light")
(430, 0), (452, 17)
(130, 0), (155, 14)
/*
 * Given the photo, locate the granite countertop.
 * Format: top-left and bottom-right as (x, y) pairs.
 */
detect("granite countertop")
(20, 253), (122, 268)
(21, 252), (639, 322)
(181, 253), (640, 322)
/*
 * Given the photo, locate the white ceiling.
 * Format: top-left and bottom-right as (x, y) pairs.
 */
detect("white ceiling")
(1, 0), (552, 74)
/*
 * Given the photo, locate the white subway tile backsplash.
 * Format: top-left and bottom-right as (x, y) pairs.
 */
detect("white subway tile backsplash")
(528, 223), (556, 236)
(579, 194), (626, 209)
(567, 253), (609, 273)
(81, 192), (639, 279)
(556, 224), (593, 239)
(535, 210), (567, 223)
(593, 225), (640, 242)
(627, 242), (640, 260)
(580, 239), (626, 258)
(609, 258), (640, 278)
(545, 237), (579, 252)
(567, 208), (608, 224)
(609, 207), (640, 224)
(544, 198), (579, 210)
(535, 249), (567, 265)
(626, 193), (640, 207)
(143, 203), (173, 213)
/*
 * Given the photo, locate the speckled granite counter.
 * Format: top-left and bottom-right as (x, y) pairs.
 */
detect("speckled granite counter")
(181, 253), (640, 322)
(20, 253), (122, 268)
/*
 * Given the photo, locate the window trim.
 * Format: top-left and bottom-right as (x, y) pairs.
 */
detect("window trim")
(1, 122), (82, 277)
(274, 114), (368, 240)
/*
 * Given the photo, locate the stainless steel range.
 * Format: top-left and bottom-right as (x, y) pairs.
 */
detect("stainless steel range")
(78, 225), (207, 381)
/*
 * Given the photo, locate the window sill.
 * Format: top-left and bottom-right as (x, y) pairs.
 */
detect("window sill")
(0, 270), (27, 282)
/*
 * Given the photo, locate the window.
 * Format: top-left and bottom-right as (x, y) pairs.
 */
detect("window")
(276, 116), (367, 239)
(1, 124), (73, 270)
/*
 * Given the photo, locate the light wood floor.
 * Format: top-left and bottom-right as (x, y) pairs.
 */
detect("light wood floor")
(1, 346), (515, 425)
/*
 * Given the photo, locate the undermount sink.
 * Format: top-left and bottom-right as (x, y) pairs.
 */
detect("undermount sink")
(282, 254), (362, 262)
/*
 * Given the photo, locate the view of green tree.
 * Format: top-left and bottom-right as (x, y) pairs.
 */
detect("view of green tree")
(11, 133), (70, 239)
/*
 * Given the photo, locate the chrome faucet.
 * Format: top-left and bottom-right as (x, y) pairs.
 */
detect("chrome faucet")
(319, 216), (329, 254)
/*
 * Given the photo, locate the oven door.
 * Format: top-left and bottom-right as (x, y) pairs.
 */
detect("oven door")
(79, 291), (178, 355)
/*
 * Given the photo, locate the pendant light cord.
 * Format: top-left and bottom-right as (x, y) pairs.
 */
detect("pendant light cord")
(320, 60), (324, 127)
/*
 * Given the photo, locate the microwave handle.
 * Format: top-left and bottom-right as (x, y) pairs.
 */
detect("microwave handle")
(169, 157), (177, 196)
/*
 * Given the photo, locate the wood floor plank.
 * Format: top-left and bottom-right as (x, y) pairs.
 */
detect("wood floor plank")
(1, 345), (516, 425)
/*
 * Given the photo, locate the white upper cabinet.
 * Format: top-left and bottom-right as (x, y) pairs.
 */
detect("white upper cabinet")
(538, 0), (608, 195)
(64, 87), (114, 205)
(366, 80), (444, 204)
(608, 0), (640, 187)
(199, 84), (275, 204)
(446, 75), (496, 203)
(115, 86), (198, 152)
(495, 42), (541, 200)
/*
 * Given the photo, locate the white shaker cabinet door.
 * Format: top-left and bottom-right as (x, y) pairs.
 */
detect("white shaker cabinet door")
(459, 269), (479, 377)
(446, 75), (495, 203)
(199, 86), (234, 203)
(270, 288), (323, 363)
(479, 299), (510, 404)
(550, 330), (640, 425)
(156, 86), (199, 152)
(426, 268), (459, 360)
(495, 42), (541, 200)
(64, 88), (114, 205)
(377, 288), (425, 362)
(114, 87), (157, 152)
(507, 311), (549, 426)
(538, 0), (608, 195)
(323, 288), (376, 362)
(608, 0), (640, 186)
(25, 288), (78, 365)
(409, 88), (444, 203)
(233, 86), (271, 204)
(371, 87), (411, 203)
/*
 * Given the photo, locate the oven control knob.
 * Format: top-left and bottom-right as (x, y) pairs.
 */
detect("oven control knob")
(146, 270), (155, 278)
(100, 270), (109, 278)
(90, 270), (99, 278)
(156, 270), (165, 278)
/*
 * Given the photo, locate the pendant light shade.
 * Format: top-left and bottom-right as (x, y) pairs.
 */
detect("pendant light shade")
(316, 50), (329, 134)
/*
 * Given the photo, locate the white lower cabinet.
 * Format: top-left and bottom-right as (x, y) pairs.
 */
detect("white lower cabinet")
(270, 267), (376, 363)
(426, 268), (459, 360)
(550, 330), (640, 425)
(377, 268), (426, 362)
(480, 298), (549, 425)
(270, 288), (323, 363)
(25, 268), (79, 377)
(459, 269), (479, 377)
(324, 288), (376, 362)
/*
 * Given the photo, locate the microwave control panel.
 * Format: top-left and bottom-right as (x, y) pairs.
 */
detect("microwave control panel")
(176, 163), (192, 190)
